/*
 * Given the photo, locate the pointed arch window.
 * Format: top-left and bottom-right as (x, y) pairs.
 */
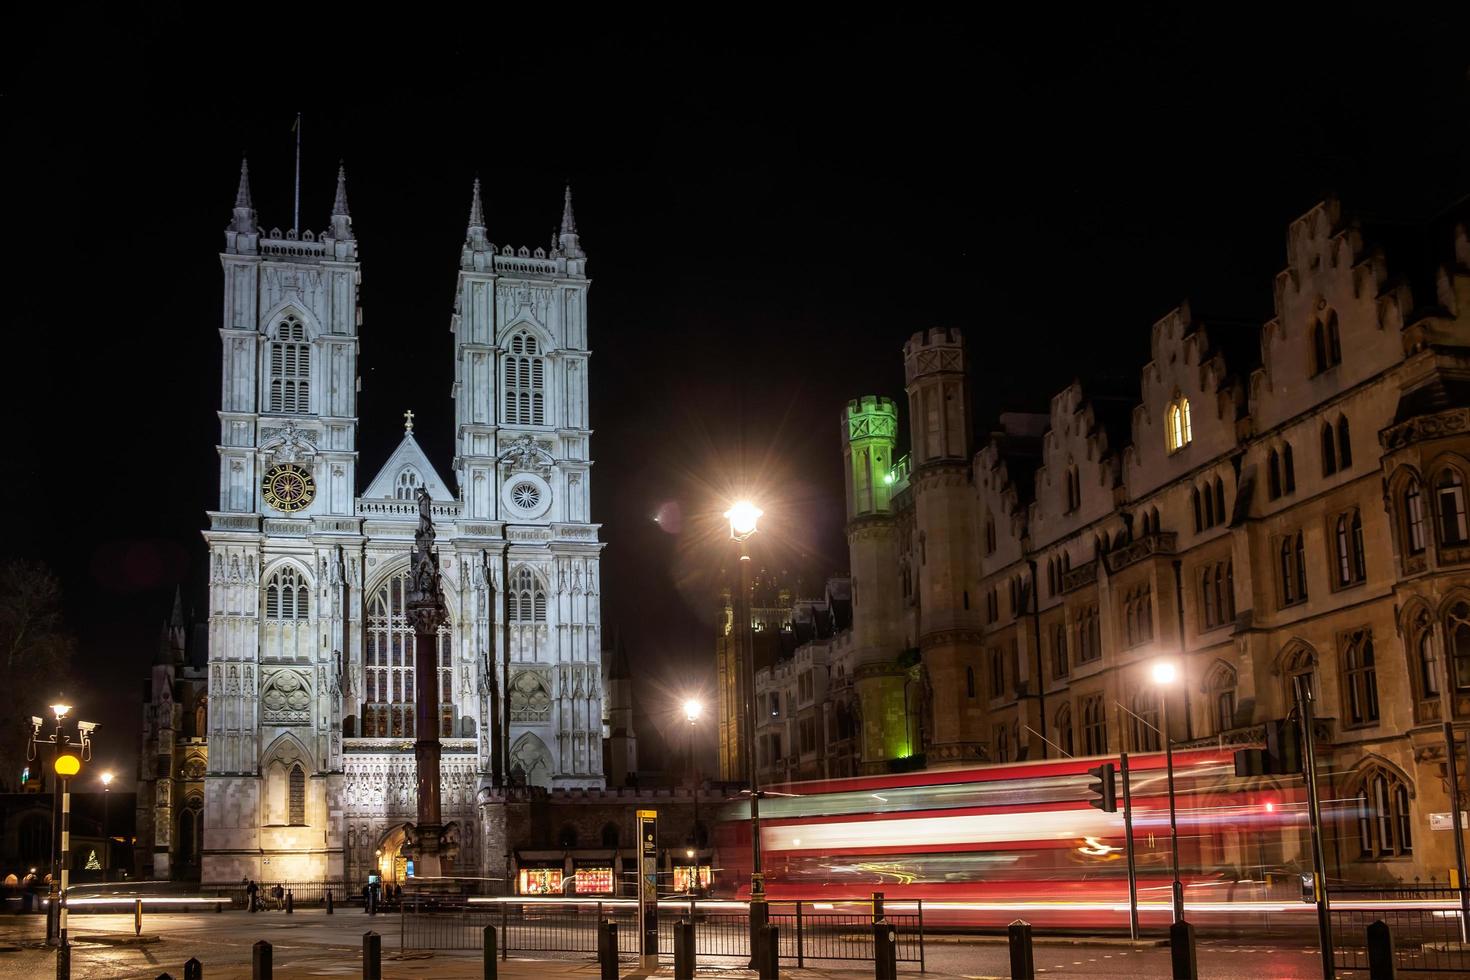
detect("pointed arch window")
(1205, 662), (1238, 734)
(264, 566), (309, 620)
(1342, 629), (1380, 726)
(502, 332), (547, 426)
(1449, 601), (1470, 692)
(1052, 621), (1069, 679)
(1130, 688), (1160, 752)
(1283, 442), (1296, 494)
(1352, 765), (1412, 858)
(1055, 704), (1074, 756)
(1400, 479), (1426, 556)
(509, 566), (548, 623)
(1165, 395), (1192, 453)
(288, 764), (306, 825)
(1214, 477), (1226, 524)
(1334, 510), (1367, 588)
(1437, 470), (1468, 545)
(267, 316), (311, 414)
(1321, 422), (1337, 476)
(1191, 486), (1202, 532)
(363, 570), (455, 738)
(1284, 645), (1316, 706)
(1268, 449), (1282, 500)
(1065, 467), (1081, 512)
(1081, 693), (1107, 754)
(984, 511), (996, 555)
(1337, 416), (1352, 469)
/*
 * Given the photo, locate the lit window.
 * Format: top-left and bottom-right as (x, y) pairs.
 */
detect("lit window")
(264, 566), (309, 620)
(267, 316), (311, 414)
(288, 765), (306, 825)
(1353, 766), (1411, 858)
(1342, 629), (1379, 726)
(364, 571), (455, 738)
(1165, 395), (1192, 452)
(509, 566), (548, 622)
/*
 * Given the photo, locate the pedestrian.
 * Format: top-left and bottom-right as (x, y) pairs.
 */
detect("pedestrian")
(272, 883), (285, 910)
(246, 879), (259, 913)
(362, 883), (371, 914)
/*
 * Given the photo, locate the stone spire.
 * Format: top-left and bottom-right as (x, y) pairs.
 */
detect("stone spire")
(462, 176), (492, 270)
(558, 183), (585, 258)
(330, 160), (353, 240)
(228, 157), (256, 234)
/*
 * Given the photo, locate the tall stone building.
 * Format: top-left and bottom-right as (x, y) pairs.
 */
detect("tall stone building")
(749, 197), (1470, 883)
(198, 162), (605, 885)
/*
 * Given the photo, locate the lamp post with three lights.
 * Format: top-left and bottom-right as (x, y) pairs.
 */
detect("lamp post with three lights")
(28, 700), (97, 974)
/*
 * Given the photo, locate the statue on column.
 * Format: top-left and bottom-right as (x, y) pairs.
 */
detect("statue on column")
(406, 488), (449, 881)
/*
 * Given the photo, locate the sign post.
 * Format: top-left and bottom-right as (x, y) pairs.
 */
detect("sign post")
(638, 809), (659, 970)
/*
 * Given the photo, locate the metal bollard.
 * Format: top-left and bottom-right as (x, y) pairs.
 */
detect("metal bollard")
(136, 898), (144, 936)
(253, 939), (273, 980)
(1007, 920), (1034, 980)
(872, 891), (885, 923)
(185, 958), (203, 980)
(873, 922), (898, 980)
(1367, 919), (1396, 979)
(484, 924), (498, 980)
(363, 930), (382, 980)
(327, 890), (334, 915)
(675, 919), (695, 980)
(598, 920), (619, 980)
(286, 891), (294, 915)
(1169, 919), (1198, 980)
(758, 923), (780, 980)
(57, 942), (70, 980)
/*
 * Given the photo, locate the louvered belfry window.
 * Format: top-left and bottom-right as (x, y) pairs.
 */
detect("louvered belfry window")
(268, 316), (311, 414)
(502, 332), (546, 425)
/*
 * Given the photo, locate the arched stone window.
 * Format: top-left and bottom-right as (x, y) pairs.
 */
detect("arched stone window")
(1283, 442), (1296, 493)
(363, 570), (455, 738)
(288, 765), (306, 825)
(263, 565), (310, 661)
(1051, 621), (1068, 679)
(1310, 311), (1343, 375)
(1165, 394), (1192, 452)
(1402, 477), (1427, 555)
(1335, 510), (1367, 588)
(1407, 609), (1439, 706)
(1349, 764), (1412, 858)
(1341, 629), (1380, 726)
(1282, 643), (1316, 707)
(394, 469), (421, 500)
(1337, 416), (1352, 468)
(1213, 477), (1226, 523)
(1448, 600), (1470, 692)
(1081, 693), (1107, 754)
(1204, 661), (1238, 734)
(1268, 449), (1282, 500)
(267, 315), (311, 414)
(1130, 687), (1160, 752)
(502, 331), (546, 426)
(1123, 583), (1153, 647)
(1055, 703), (1073, 756)
(509, 566), (547, 622)
(1321, 422), (1337, 476)
(1436, 468), (1468, 545)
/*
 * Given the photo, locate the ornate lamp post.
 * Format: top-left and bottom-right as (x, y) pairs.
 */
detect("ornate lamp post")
(28, 701), (96, 969)
(724, 500), (765, 963)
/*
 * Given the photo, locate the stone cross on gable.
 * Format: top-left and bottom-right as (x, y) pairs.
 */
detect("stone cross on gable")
(404, 409), (414, 433)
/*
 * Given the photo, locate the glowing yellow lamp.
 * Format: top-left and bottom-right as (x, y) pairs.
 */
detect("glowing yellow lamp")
(54, 755), (81, 777)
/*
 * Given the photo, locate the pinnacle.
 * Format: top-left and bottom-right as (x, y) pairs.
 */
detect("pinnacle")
(332, 160), (350, 217)
(468, 176), (485, 231)
(560, 183), (577, 235)
(235, 158), (254, 209)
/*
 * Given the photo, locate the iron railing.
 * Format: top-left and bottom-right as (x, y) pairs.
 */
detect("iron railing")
(214, 880), (348, 909)
(401, 897), (925, 967)
(1329, 886), (1469, 973)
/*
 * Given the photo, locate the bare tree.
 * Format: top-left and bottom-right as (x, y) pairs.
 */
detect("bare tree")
(0, 560), (77, 791)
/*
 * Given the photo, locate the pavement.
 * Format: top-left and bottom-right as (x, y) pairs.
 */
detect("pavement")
(0, 909), (1368, 979)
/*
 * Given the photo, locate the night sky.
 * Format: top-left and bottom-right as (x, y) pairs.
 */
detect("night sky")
(5, 8), (1468, 786)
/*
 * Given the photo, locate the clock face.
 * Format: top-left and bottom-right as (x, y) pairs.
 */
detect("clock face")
(261, 463), (316, 513)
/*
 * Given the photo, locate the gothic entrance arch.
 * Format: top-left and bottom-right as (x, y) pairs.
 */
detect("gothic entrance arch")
(375, 823), (414, 883)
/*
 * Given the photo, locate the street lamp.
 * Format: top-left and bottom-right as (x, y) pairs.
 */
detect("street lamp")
(28, 701), (96, 966)
(683, 698), (704, 895)
(100, 771), (114, 883)
(725, 500), (765, 964)
(1150, 660), (1185, 923)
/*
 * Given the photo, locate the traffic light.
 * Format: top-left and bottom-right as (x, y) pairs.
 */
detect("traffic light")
(1086, 762), (1117, 812)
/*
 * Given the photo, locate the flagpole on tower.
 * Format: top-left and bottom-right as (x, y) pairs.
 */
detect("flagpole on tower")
(293, 112), (302, 233)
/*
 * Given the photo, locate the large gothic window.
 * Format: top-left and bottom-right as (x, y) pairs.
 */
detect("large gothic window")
(262, 565), (310, 661)
(363, 570), (455, 738)
(509, 566), (548, 622)
(267, 315), (311, 414)
(1352, 765), (1412, 858)
(502, 332), (546, 426)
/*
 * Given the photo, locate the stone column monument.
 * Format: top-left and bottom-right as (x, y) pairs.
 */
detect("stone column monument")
(406, 488), (448, 878)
